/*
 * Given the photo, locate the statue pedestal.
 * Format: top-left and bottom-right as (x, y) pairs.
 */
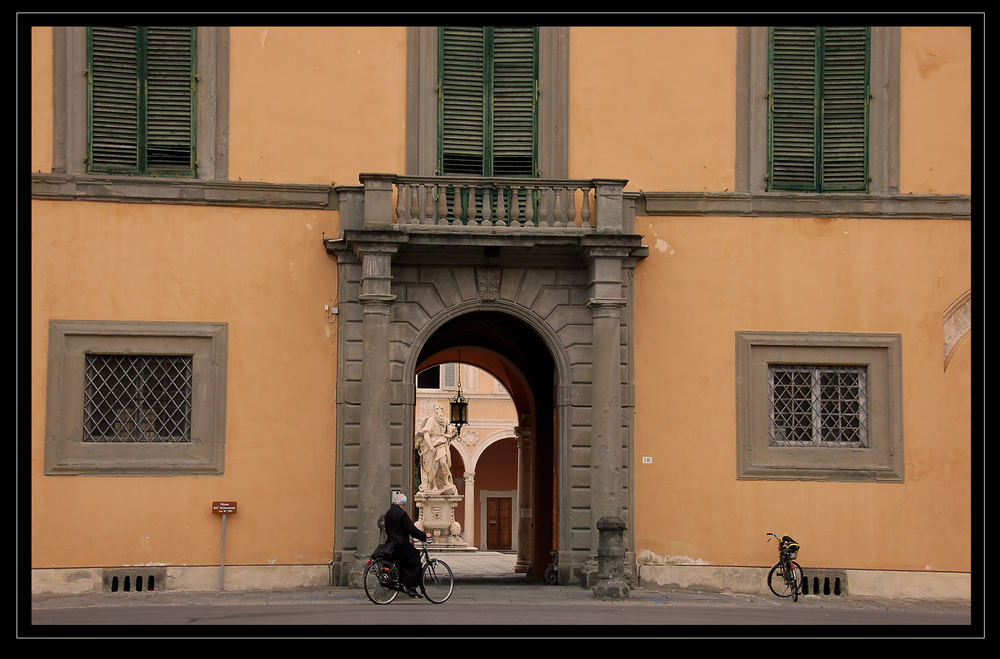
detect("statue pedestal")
(414, 493), (469, 548)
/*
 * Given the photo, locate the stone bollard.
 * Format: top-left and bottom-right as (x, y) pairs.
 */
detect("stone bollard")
(592, 516), (630, 600)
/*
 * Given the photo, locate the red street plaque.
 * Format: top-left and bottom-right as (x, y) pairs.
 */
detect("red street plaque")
(212, 501), (237, 514)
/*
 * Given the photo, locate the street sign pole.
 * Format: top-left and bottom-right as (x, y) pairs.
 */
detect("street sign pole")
(212, 501), (237, 591)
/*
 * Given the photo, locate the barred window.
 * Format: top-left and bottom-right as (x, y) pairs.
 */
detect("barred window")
(83, 354), (193, 442)
(737, 332), (901, 481)
(769, 365), (869, 447)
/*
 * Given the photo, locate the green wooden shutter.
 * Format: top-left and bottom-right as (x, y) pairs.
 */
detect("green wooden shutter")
(87, 26), (196, 177)
(88, 27), (141, 173)
(768, 27), (819, 191)
(144, 27), (196, 175)
(819, 27), (869, 191)
(768, 26), (869, 192)
(491, 26), (537, 177)
(440, 26), (486, 175)
(439, 26), (537, 177)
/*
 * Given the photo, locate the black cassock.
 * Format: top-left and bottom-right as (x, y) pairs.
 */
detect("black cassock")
(383, 504), (427, 589)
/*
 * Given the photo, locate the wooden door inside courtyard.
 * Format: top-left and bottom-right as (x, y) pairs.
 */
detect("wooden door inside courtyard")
(486, 496), (512, 550)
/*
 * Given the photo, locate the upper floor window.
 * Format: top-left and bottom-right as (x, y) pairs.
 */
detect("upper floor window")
(408, 27), (566, 179)
(416, 363), (458, 390)
(438, 26), (538, 177)
(86, 26), (197, 177)
(768, 26), (871, 192)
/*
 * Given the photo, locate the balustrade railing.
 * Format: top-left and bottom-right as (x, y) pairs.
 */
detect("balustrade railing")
(392, 176), (596, 228)
(349, 174), (629, 233)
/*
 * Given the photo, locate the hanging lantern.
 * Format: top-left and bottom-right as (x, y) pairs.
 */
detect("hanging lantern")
(449, 388), (468, 431)
(449, 356), (468, 432)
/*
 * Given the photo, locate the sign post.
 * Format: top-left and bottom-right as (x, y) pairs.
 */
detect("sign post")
(212, 501), (237, 591)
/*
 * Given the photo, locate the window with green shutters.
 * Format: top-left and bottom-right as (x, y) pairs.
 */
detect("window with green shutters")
(768, 26), (870, 192)
(438, 26), (538, 177)
(86, 26), (196, 177)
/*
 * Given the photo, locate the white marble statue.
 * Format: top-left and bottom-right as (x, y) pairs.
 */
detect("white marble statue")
(414, 403), (459, 495)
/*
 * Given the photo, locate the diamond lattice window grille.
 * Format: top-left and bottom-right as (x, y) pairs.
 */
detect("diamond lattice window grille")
(768, 365), (869, 447)
(83, 354), (193, 442)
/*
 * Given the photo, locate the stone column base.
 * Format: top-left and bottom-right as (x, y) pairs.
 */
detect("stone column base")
(593, 579), (630, 600)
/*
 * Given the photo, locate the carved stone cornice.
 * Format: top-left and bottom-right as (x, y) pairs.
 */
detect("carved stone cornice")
(33, 174), (970, 220)
(31, 173), (337, 210)
(640, 190), (971, 220)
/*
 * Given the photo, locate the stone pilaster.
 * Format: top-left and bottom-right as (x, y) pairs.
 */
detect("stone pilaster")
(514, 423), (533, 573)
(350, 243), (397, 585)
(586, 250), (627, 526)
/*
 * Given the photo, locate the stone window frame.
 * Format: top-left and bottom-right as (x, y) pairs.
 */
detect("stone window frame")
(736, 331), (903, 482)
(736, 26), (900, 196)
(45, 320), (228, 475)
(406, 26), (569, 178)
(51, 26), (229, 181)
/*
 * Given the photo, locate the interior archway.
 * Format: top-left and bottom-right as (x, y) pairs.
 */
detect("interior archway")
(474, 437), (518, 550)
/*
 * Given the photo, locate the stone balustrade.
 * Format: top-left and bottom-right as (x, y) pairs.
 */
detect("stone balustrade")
(339, 173), (631, 234)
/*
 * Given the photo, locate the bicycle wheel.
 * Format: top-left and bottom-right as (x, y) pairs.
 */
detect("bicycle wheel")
(421, 558), (454, 604)
(363, 559), (399, 604)
(787, 561), (802, 601)
(767, 560), (802, 598)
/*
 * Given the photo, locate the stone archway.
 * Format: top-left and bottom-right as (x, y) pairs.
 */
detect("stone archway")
(411, 310), (558, 578)
(325, 209), (646, 587)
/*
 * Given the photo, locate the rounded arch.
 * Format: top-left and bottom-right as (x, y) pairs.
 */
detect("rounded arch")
(468, 428), (518, 470)
(416, 346), (534, 427)
(472, 435), (520, 551)
(403, 299), (572, 403)
(403, 301), (570, 578)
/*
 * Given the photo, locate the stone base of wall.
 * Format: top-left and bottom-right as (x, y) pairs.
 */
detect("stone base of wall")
(637, 564), (971, 601)
(32, 565), (332, 595)
(32, 563), (972, 601)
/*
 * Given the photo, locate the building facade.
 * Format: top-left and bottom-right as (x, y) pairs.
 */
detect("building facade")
(29, 24), (973, 598)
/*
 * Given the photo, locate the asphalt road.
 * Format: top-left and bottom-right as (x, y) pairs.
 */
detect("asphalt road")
(25, 583), (978, 637)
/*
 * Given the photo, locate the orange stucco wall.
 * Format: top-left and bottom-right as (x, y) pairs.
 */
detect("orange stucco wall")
(632, 216), (972, 572)
(899, 27), (972, 194)
(31, 25), (973, 194)
(31, 27), (53, 174)
(31, 200), (340, 567)
(569, 27), (737, 192)
(29, 25), (972, 574)
(227, 27), (407, 186)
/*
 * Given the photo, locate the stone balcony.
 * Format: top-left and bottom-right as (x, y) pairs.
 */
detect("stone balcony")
(334, 173), (640, 238)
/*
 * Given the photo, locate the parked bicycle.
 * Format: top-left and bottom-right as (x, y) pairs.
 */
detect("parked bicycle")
(544, 550), (559, 585)
(765, 532), (803, 602)
(363, 539), (454, 604)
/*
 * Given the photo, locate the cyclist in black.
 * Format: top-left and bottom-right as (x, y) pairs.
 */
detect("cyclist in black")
(384, 492), (428, 598)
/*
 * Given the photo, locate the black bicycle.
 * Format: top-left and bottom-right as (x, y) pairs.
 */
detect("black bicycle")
(363, 540), (454, 604)
(765, 532), (803, 602)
